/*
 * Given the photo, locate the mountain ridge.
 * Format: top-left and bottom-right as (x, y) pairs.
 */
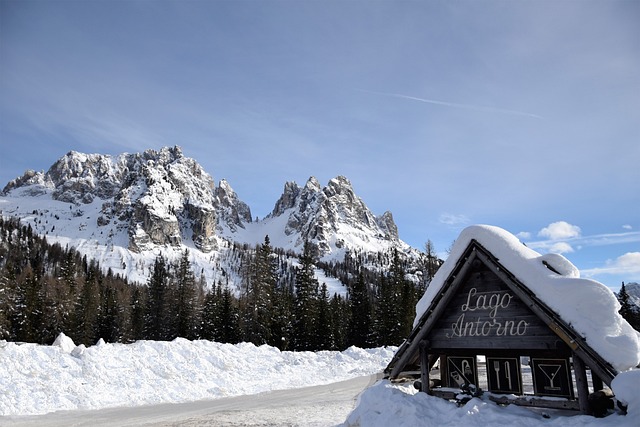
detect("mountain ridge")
(0, 146), (417, 291)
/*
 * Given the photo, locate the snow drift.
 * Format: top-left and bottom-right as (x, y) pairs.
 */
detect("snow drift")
(0, 333), (395, 417)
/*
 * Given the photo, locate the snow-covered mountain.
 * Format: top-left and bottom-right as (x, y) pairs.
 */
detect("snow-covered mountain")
(226, 175), (409, 257)
(2, 146), (230, 253)
(623, 282), (640, 311)
(0, 146), (414, 289)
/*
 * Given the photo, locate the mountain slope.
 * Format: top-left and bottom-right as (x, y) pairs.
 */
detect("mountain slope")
(0, 146), (416, 290)
(225, 176), (409, 259)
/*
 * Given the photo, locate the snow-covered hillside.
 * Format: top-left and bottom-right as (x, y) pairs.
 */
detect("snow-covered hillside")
(0, 147), (418, 294)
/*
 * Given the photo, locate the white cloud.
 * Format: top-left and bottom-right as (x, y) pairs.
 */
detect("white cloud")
(438, 213), (470, 226)
(582, 252), (640, 277)
(623, 224), (632, 230)
(538, 221), (582, 240)
(526, 230), (640, 252)
(548, 242), (574, 254)
(614, 252), (640, 273)
(516, 231), (532, 239)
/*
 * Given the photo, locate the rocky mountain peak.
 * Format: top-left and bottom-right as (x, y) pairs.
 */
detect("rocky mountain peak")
(271, 181), (301, 217)
(215, 179), (252, 233)
(267, 175), (401, 255)
(2, 148), (406, 261)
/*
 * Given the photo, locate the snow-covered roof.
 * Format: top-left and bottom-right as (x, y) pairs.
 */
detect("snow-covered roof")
(404, 225), (639, 373)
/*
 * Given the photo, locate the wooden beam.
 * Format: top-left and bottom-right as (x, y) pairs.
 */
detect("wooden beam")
(419, 340), (430, 394)
(489, 395), (581, 411)
(573, 353), (591, 415)
(592, 374), (604, 392)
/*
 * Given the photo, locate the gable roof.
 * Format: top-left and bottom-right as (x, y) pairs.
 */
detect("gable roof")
(386, 225), (640, 383)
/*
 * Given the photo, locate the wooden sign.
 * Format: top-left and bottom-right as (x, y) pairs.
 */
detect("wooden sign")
(531, 358), (574, 398)
(428, 269), (559, 350)
(486, 357), (522, 394)
(445, 356), (478, 388)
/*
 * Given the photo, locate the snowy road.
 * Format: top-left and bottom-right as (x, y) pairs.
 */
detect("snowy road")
(4, 374), (380, 427)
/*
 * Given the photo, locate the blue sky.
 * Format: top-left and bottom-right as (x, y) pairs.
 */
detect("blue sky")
(1, 0), (638, 290)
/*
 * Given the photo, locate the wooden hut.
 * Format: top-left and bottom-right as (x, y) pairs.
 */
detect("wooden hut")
(385, 225), (640, 415)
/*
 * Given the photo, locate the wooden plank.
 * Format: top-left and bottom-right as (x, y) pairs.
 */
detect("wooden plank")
(573, 353), (591, 414)
(489, 395), (581, 411)
(419, 340), (430, 394)
(431, 389), (458, 400)
(425, 263), (562, 352)
(592, 374), (604, 392)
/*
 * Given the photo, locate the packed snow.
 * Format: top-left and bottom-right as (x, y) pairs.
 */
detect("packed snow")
(0, 333), (394, 417)
(414, 225), (640, 371)
(345, 372), (639, 426)
(3, 333), (637, 426)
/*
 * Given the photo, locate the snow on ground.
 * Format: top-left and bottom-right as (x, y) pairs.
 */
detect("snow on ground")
(0, 333), (395, 417)
(1, 334), (638, 426)
(344, 374), (639, 427)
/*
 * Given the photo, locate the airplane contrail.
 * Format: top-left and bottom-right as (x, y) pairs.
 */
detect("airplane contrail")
(360, 89), (543, 119)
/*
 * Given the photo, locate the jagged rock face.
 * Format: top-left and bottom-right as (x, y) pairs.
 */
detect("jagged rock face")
(2, 169), (51, 196)
(3, 148), (403, 259)
(48, 151), (130, 203)
(269, 176), (400, 254)
(376, 211), (399, 241)
(271, 181), (301, 217)
(215, 179), (252, 233)
(5, 146), (221, 253)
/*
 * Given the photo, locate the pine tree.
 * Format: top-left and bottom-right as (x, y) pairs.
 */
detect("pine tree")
(393, 248), (416, 340)
(244, 236), (278, 345)
(201, 286), (219, 341)
(73, 262), (100, 345)
(316, 283), (333, 350)
(618, 282), (640, 331)
(348, 269), (372, 348)
(373, 271), (395, 346)
(269, 283), (294, 350)
(145, 256), (170, 340)
(421, 240), (441, 295)
(13, 267), (43, 342)
(330, 293), (349, 350)
(97, 278), (120, 342)
(0, 271), (10, 339)
(373, 248), (412, 346)
(293, 240), (320, 351)
(217, 286), (241, 343)
(619, 282), (633, 319)
(129, 285), (146, 341)
(175, 250), (199, 339)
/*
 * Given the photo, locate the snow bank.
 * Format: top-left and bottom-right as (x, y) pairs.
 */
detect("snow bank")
(0, 335), (395, 416)
(611, 369), (640, 416)
(343, 378), (639, 427)
(414, 225), (640, 371)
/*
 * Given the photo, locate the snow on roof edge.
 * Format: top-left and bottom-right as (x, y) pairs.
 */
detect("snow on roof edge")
(414, 224), (640, 372)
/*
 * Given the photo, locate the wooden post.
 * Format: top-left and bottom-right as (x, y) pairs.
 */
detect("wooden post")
(573, 353), (591, 415)
(419, 340), (430, 394)
(592, 374), (603, 392)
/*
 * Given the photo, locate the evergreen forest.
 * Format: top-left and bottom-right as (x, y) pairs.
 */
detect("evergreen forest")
(0, 217), (444, 350)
